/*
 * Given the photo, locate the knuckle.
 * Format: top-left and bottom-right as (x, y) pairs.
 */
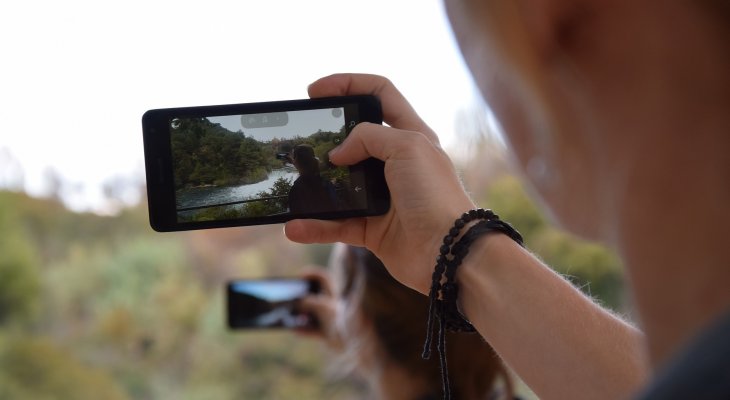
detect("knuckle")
(377, 75), (394, 88)
(393, 129), (433, 152)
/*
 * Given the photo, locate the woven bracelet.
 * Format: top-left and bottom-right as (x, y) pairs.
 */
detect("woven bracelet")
(422, 209), (524, 400)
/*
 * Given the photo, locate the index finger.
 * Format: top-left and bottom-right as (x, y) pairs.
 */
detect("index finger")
(300, 268), (334, 297)
(308, 73), (439, 144)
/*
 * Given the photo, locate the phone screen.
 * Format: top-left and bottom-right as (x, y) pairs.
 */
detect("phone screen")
(172, 106), (363, 223)
(143, 96), (388, 231)
(227, 279), (319, 329)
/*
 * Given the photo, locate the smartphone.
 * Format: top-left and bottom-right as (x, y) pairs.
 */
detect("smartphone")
(226, 278), (321, 329)
(142, 95), (389, 232)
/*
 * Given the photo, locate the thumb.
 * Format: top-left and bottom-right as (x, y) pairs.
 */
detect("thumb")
(284, 218), (368, 247)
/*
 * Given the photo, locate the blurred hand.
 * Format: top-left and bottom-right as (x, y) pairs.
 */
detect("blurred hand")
(294, 269), (343, 351)
(285, 74), (475, 294)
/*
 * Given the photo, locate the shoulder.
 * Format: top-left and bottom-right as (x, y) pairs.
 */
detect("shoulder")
(638, 310), (730, 400)
(291, 176), (304, 188)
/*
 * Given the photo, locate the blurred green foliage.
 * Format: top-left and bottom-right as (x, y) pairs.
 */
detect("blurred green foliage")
(0, 196), (40, 326)
(0, 169), (626, 399)
(0, 190), (357, 400)
(481, 176), (626, 310)
(0, 336), (127, 400)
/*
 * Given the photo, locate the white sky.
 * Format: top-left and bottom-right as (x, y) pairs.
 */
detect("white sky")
(0, 0), (485, 212)
(208, 108), (344, 141)
(231, 280), (309, 302)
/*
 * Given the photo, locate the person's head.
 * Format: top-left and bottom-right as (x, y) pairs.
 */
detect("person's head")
(291, 144), (320, 176)
(444, 0), (730, 242)
(328, 244), (511, 399)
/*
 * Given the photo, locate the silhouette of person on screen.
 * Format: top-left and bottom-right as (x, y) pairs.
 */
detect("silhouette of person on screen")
(288, 144), (337, 214)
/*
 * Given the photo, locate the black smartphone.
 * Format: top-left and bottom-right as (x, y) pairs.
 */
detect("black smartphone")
(226, 278), (321, 329)
(142, 95), (389, 232)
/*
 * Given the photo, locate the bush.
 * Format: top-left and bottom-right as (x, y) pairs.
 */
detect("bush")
(0, 336), (128, 400)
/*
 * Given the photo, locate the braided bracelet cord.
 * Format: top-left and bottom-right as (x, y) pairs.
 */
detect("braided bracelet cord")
(422, 209), (497, 359)
(422, 210), (524, 400)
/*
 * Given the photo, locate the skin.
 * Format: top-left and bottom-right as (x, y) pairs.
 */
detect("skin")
(286, 0), (730, 398)
(443, 0), (730, 366)
(286, 74), (648, 399)
(287, 74), (474, 294)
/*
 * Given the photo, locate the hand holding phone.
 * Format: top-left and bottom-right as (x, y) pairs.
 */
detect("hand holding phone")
(142, 95), (389, 231)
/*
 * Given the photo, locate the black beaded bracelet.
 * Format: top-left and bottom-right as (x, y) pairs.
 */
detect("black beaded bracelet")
(422, 209), (524, 400)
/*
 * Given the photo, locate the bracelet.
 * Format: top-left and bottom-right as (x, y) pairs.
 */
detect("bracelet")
(422, 209), (524, 400)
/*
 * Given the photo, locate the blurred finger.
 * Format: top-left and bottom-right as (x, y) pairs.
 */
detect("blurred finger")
(328, 122), (437, 167)
(297, 295), (332, 314)
(308, 73), (439, 144)
(293, 325), (323, 338)
(294, 296), (339, 346)
(300, 268), (334, 297)
(284, 218), (367, 247)
(296, 296), (330, 330)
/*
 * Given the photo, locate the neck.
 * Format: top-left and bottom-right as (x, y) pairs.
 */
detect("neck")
(612, 121), (730, 368)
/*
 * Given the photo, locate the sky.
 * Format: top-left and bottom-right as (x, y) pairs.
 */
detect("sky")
(0, 0), (487, 212)
(231, 280), (310, 302)
(208, 108), (345, 142)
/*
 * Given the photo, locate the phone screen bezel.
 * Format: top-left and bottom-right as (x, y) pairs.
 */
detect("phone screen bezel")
(142, 95), (388, 232)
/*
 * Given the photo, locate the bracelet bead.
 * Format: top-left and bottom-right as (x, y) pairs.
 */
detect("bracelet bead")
(439, 244), (450, 254)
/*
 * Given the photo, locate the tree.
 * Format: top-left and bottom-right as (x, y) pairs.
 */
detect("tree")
(0, 201), (40, 326)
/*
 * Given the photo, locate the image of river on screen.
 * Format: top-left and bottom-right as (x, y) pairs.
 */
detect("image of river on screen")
(170, 108), (367, 222)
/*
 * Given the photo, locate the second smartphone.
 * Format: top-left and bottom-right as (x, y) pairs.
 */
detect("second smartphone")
(142, 95), (389, 231)
(226, 278), (320, 329)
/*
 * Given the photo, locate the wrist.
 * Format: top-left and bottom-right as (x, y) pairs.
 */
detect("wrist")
(420, 203), (479, 293)
(455, 232), (524, 322)
(421, 209), (524, 400)
(427, 210), (524, 332)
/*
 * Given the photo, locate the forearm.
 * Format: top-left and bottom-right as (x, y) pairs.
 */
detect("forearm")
(457, 234), (649, 400)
